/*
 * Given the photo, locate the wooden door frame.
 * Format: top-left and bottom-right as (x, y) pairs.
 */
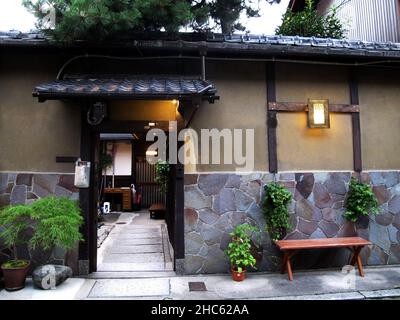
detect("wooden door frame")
(78, 103), (186, 274)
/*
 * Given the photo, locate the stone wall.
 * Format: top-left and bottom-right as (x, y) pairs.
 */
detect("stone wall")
(183, 172), (400, 274)
(0, 172), (79, 274)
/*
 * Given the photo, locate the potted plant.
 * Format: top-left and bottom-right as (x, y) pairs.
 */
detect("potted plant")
(0, 197), (83, 291)
(0, 205), (34, 291)
(262, 182), (293, 241)
(344, 177), (380, 222)
(225, 223), (260, 282)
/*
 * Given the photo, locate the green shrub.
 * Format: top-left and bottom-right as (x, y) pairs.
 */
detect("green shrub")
(155, 160), (170, 195)
(225, 224), (260, 273)
(2, 260), (30, 269)
(344, 178), (379, 222)
(0, 205), (34, 260)
(262, 182), (292, 241)
(30, 197), (84, 251)
(276, 0), (347, 39)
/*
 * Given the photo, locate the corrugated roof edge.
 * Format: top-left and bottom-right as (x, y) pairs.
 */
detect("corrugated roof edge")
(1, 31), (400, 59)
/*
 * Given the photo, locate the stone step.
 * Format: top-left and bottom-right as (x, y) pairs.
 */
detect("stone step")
(87, 271), (176, 279)
(103, 253), (164, 263)
(110, 244), (163, 254)
(119, 228), (161, 233)
(117, 233), (161, 239)
(97, 262), (166, 272)
(115, 238), (162, 245)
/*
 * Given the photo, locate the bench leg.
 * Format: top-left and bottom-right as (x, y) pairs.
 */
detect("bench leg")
(281, 252), (289, 274)
(350, 246), (365, 277)
(286, 255), (294, 281)
(281, 251), (294, 281)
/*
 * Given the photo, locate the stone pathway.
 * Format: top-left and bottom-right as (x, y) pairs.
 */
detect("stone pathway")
(97, 211), (173, 273)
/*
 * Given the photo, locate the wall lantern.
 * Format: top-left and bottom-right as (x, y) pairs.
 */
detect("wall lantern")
(307, 99), (330, 128)
(146, 150), (158, 157)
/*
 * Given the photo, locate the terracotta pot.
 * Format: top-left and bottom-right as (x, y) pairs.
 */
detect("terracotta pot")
(231, 267), (246, 282)
(1, 260), (30, 291)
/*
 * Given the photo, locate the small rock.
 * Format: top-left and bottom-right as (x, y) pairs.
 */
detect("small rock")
(32, 265), (72, 290)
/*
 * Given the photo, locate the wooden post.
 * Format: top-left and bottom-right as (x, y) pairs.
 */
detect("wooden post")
(78, 104), (99, 274)
(350, 68), (362, 173)
(174, 160), (185, 261)
(78, 106), (91, 274)
(266, 62), (278, 173)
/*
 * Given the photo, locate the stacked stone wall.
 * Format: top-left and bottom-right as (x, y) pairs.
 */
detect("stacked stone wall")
(184, 172), (400, 274)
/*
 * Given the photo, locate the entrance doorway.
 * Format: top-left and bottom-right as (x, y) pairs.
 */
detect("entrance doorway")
(95, 131), (173, 273)
(80, 112), (184, 274)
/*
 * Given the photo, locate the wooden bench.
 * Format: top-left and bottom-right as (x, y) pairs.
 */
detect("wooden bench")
(275, 237), (371, 281)
(149, 203), (166, 219)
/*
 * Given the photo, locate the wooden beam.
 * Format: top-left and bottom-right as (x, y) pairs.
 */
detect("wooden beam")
(350, 68), (362, 172)
(268, 102), (360, 113)
(56, 156), (78, 163)
(266, 62), (278, 174)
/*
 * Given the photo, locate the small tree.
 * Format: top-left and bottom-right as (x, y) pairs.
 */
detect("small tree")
(23, 0), (194, 41)
(206, 0), (281, 34)
(0, 205), (33, 261)
(24, 0), (282, 40)
(30, 197), (83, 251)
(276, 0), (346, 39)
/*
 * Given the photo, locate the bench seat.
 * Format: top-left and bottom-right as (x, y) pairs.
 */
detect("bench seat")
(275, 237), (371, 281)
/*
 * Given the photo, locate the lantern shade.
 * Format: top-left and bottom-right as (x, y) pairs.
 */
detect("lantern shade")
(308, 99), (330, 128)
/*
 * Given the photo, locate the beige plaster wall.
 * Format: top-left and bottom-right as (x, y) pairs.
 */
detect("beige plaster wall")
(188, 60), (268, 172)
(359, 68), (400, 170)
(275, 63), (354, 171)
(0, 53), (81, 173)
(109, 100), (178, 121)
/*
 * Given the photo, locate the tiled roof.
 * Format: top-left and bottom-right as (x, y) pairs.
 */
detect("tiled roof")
(33, 76), (217, 101)
(2, 31), (400, 59)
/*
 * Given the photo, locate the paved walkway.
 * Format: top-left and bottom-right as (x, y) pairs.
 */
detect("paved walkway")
(97, 211), (173, 272)
(1, 265), (399, 300)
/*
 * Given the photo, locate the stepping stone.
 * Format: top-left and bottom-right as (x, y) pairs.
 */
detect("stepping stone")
(110, 244), (163, 254)
(88, 278), (170, 298)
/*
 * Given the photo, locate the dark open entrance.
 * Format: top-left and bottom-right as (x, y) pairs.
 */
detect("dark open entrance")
(82, 117), (184, 273)
(33, 74), (217, 274)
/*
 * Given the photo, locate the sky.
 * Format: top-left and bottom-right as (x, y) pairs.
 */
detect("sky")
(0, 0), (290, 34)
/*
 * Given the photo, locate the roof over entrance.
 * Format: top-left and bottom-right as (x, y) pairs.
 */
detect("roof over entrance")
(32, 76), (218, 102)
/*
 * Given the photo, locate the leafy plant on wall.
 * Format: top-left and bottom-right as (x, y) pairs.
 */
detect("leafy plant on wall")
(344, 177), (380, 222)
(155, 160), (170, 195)
(262, 182), (292, 241)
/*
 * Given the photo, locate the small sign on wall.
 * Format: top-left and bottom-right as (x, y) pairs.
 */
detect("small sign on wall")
(74, 159), (91, 188)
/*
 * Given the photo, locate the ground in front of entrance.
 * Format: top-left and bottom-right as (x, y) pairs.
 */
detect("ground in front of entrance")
(1, 265), (399, 300)
(0, 210), (399, 300)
